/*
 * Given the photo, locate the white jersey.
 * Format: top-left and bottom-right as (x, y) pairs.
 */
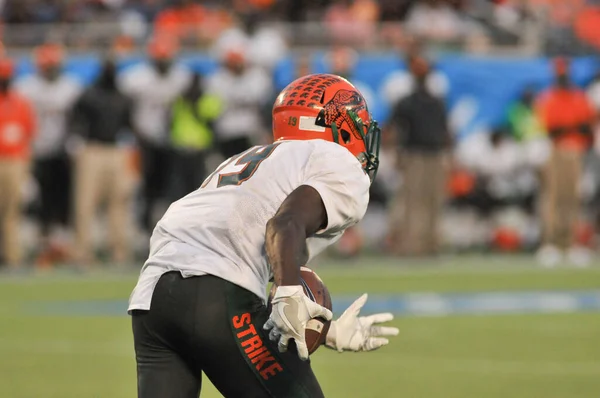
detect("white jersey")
(206, 66), (272, 140)
(117, 63), (191, 144)
(14, 74), (83, 158)
(128, 139), (370, 311)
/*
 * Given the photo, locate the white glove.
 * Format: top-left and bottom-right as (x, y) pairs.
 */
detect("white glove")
(264, 285), (333, 360)
(325, 293), (399, 352)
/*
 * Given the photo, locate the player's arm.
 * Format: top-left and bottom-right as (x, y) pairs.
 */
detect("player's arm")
(265, 185), (325, 286)
(264, 185), (333, 360)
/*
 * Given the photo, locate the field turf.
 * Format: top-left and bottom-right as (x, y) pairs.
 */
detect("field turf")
(1, 254), (599, 398)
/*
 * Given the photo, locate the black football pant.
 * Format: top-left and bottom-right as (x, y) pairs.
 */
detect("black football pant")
(131, 272), (325, 398)
(139, 143), (171, 233)
(168, 149), (207, 202)
(34, 154), (72, 236)
(218, 136), (253, 159)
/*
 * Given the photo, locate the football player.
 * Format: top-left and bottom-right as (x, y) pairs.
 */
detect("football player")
(129, 74), (399, 398)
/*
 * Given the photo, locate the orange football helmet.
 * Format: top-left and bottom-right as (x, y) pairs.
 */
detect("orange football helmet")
(272, 73), (381, 181)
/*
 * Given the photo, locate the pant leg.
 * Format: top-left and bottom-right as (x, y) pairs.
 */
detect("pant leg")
(140, 144), (160, 233)
(387, 150), (407, 251)
(132, 311), (202, 398)
(400, 153), (427, 255)
(423, 153), (447, 254)
(0, 160), (26, 266)
(106, 147), (133, 263)
(555, 150), (582, 248)
(140, 144), (171, 233)
(55, 153), (72, 228)
(219, 136), (252, 159)
(74, 146), (105, 263)
(34, 158), (54, 238)
(541, 148), (582, 249)
(169, 150), (206, 201)
(187, 151), (206, 195)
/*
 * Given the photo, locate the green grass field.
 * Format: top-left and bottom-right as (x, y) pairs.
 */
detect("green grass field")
(1, 255), (599, 398)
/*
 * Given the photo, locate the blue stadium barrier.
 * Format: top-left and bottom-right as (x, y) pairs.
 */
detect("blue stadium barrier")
(13, 53), (600, 139)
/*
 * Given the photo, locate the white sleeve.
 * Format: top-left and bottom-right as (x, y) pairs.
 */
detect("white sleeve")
(302, 143), (370, 235)
(118, 66), (145, 97)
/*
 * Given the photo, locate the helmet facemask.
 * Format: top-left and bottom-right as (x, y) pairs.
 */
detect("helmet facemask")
(330, 109), (381, 183)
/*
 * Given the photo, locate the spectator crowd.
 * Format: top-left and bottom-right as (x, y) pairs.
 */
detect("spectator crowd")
(2, 0), (600, 55)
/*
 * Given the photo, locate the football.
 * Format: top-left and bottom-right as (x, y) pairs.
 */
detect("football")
(267, 266), (333, 355)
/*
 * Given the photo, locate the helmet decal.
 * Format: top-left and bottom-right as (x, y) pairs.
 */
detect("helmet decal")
(315, 89), (366, 140)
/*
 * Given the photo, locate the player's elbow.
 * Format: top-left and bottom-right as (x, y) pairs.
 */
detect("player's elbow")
(266, 214), (305, 240)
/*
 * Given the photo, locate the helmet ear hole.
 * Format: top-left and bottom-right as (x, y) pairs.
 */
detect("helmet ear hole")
(341, 129), (351, 144)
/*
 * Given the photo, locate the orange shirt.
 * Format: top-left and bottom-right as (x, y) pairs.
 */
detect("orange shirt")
(0, 91), (35, 159)
(535, 87), (595, 152)
(154, 5), (205, 39)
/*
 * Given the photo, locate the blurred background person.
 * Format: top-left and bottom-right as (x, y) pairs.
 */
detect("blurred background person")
(118, 35), (191, 236)
(387, 55), (452, 256)
(15, 43), (83, 267)
(212, 12), (289, 73)
(508, 85), (546, 142)
(455, 127), (540, 251)
(535, 57), (596, 267)
(207, 47), (272, 159)
(169, 73), (222, 201)
(0, 57), (35, 269)
(381, 42), (450, 107)
(70, 59), (135, 266)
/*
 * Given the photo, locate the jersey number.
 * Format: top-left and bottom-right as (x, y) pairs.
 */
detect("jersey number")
(202, 143), (281, 188)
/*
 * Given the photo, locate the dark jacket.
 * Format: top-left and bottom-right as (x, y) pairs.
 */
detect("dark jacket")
(390, 87), (452, 152)
(72, 72), (132, 144)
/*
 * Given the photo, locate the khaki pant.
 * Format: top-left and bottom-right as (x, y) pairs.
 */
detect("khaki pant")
(389, 151), (448, 256)
(74, 144), (134, 263)
(541, 147), (582, 249)
(0, 159), (27, 266)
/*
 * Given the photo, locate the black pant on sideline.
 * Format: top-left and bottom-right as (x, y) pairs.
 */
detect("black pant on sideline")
(34, 154), (71, 236)
(218, 136), (253, 159)
(140, 144), (171, 233)
(169, 149), (207, 202)
(131, 272), (324, 398)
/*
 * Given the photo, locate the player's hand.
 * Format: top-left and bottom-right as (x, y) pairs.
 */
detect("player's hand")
(263, 285), (333, 360)
(325, 293), (399, 352)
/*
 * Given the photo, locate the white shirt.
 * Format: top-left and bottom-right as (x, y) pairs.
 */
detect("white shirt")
(381, 70), (449, 106)
(206, 66), (272, 140)
(211, 26), (288, 71)
(128, 139), (370, 311)
(15, 74), (83, 158)
(118, 63), (191, 144)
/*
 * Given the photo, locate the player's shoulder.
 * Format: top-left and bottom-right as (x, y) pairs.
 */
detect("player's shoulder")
(280, 139), (369, 186)
(277, 139), (362, 165)
(307, 139), (365, 167)
(275, 138), (344, 158)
